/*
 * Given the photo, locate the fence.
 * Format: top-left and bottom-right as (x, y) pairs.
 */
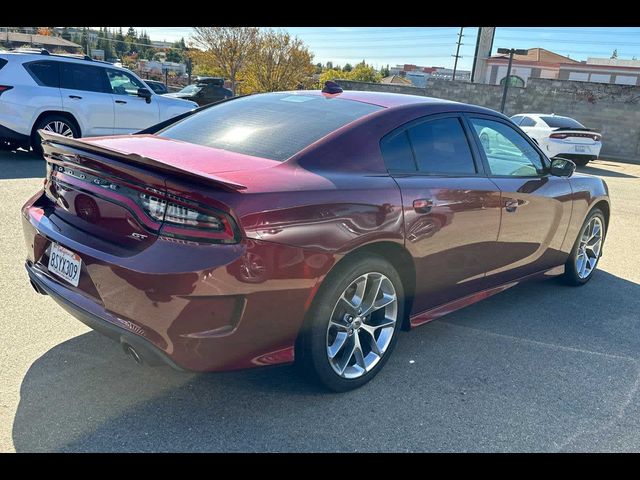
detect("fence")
(335, 78), (640, 161)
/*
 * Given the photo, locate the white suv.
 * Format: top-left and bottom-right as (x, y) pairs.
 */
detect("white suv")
(0, 49), (198, 153)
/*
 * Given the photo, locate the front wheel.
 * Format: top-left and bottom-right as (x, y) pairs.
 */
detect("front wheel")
(297, 254), (405, 392)
(563, 208), (606, 285)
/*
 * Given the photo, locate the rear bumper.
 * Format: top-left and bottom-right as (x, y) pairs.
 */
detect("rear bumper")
(27, 262), (185, 370)
(0, 123), (30, 145)
(544, 140), (602, 159)
(21, 191), (335, 372)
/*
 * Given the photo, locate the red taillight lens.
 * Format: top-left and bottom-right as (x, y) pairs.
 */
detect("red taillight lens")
(0, 85), (13, 96)
(550, 133), (568, 139)
(139, 193), (238, 244)
(592, 134), (601, 142)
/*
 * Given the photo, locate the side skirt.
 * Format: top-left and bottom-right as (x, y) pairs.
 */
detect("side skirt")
(409, 264), (565, 328)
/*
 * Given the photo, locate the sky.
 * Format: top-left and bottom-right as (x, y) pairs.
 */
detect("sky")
(127, 27), (640, 71)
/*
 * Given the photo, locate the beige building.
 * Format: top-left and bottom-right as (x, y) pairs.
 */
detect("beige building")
(484, 48), (578, 87)
(558, 57), (640, 86)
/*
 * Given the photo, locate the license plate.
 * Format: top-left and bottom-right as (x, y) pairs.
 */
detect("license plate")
(575, 145), (587, 153)
(48, 243), (82, 287)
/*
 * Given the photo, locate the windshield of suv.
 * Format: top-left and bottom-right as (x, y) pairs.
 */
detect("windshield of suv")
(178, 84), (202, 95)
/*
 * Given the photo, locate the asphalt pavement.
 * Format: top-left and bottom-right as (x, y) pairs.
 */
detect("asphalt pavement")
(1, 148), (640, 452)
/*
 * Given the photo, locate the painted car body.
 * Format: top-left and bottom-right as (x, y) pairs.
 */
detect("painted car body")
(22, 90), (610, 372)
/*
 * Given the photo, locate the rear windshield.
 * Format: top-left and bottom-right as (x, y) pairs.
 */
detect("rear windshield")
(539, 115), (585, 129)
(158, 93), (383, 161)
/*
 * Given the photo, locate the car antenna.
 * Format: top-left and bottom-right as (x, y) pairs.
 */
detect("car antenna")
(322, 81), (343, 95)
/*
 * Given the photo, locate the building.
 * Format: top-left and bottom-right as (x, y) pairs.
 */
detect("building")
(558, 57), (640, 86)
(0, 31), (82, 53)
(389, 64), (471, 87)
(484, 48), (578, 86)
(138, 60), (186, 76)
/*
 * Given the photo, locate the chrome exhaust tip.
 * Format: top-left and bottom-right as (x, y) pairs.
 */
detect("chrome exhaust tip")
(123, 344), (143, 365)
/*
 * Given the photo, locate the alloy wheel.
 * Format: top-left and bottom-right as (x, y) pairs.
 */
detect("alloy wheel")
(575, 216), (603, 279)
(43, 121), (74, 137)
(326, 272), (398, 379)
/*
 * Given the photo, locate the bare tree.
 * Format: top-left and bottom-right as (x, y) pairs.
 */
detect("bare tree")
(191, 27), (259, 95)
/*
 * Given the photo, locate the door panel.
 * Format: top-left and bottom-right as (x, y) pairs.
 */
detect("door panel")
(106, 69), (160, 134)
(381, 114), (502, 314)
(396, 176), (502, 312)
(59, 63), (114, 136)
(466, 115), (573, 285)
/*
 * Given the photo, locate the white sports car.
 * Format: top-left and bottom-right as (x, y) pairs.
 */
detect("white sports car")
(510, 113), (602, 166)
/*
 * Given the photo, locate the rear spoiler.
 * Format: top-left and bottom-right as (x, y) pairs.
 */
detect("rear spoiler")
(38, 130), (247, 192)
(553, 127), (598, 132)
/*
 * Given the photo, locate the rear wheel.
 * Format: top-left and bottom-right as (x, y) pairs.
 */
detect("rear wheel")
(297, 254), (404, 392)
(31, 114), (79, 157)
(563, 208), (606, 285)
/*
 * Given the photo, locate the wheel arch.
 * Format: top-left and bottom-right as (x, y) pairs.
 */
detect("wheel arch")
(592, 199), (610, 232)
(30, 111), (82, 146)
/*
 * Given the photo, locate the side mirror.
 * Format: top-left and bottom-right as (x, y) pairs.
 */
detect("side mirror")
(550, 157), (576, 177)
(137, 87), (152, 104)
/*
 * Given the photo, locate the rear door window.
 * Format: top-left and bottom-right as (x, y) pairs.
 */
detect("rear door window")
(407, 117), (477, 175)
(60, 63), (110, 93)
(24, 61), (60, 87)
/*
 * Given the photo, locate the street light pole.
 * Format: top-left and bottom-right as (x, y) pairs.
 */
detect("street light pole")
(498, 48), (528, 113)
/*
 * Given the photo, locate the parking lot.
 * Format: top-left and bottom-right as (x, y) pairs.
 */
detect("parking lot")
(1, 148), (640, 452)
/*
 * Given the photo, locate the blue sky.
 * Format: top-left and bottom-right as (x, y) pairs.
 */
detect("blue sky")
(131, 27), (640, 70)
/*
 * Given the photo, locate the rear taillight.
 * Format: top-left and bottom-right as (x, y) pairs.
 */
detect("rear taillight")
(139, 192), (238, 244)
(0, 85), (13, 96)
(549, 133), (568, 139)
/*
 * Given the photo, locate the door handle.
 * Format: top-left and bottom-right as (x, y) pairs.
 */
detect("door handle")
(413, 199), (433, 214)
(68, 95), (82, 99)
(115, 100), (127, 104)
(505, 199), (519, 212)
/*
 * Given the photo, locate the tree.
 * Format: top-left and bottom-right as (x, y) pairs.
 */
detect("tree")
(380, 64), (390, 77)
(115, 27), (126, 58)
(315, 62), (323, 74)
(191, 27), (259, 95)
(611, 49), (618, 59)
(342, 63), (352, 72)
(319, 68), (345, 85)
(348, 61), (381, 82)
(36, 27), (52, 36)
(125, 27), (138, 55)
(325, 61), (333, 70)
(243, 29), (315, 93)
(60, 27), (71, 41)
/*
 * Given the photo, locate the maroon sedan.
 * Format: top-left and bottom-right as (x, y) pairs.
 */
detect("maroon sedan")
(22, 88), (610, 391)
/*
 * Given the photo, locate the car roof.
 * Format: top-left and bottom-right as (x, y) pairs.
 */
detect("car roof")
(0, 50), (129, 71)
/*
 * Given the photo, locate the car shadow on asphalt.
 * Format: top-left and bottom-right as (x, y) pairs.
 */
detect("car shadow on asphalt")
(579, 164), (638, 179)
(0, 149), (45, 180)
(11, 270), (640, 452)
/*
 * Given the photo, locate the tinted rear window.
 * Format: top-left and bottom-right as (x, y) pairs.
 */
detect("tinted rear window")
(158, 93), (383, 161)
(408, 117), (476, 175)
(0, 58), (7, 71)
(24, 61), (59, 87)
(539, 115), (585, 129)
(380, 130), (416, 172)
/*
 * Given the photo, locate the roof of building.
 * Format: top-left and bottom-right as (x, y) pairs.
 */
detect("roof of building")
(488, 48), (578, 65)
(0, 32), (81, 49)
(381, 75), (413, 85)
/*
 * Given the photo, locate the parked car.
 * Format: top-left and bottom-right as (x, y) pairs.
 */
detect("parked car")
(23, 89), (610, 392)
(510, 113), (602, 166)
(0, 50), (198, 154)
(144, 79), (168, 95)
(163, 77), (233, 106)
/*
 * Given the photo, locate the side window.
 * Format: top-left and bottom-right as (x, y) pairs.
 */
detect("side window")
(107, 69), (145, 96)
(407, 117), (476, 175)
(24, 61), (59, 87)
(519, 116), (536, 127)
(60, 63), (110, 93)
(380, 130), (416, 173)
(470, 117), (545, 177)
(510, 115), (524, 125)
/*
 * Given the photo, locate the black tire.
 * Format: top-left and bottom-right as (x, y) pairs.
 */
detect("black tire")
(31, 114), (80, 157)
(563, 208), (606, 286)
(296, 253), (405, 392)
(0, 140), (18, 151)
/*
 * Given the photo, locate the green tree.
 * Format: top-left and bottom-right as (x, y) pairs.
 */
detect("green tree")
(380, 64), (390, 77)
(325, 61), (333, 70)
(611, 49), (618, 59)
(114, 27), (126, 58)
(348, 61), (381, 82)
(191, 27), (259, 94)
(243, 29), (315, 93)
(125, 27), (137, 55)
(342, 63), (352, 72)
(314, 62), (323, 74)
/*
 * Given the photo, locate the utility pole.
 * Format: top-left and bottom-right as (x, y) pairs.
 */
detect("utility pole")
(451, 27), (464, 81)
(497, 48), (528, 113)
